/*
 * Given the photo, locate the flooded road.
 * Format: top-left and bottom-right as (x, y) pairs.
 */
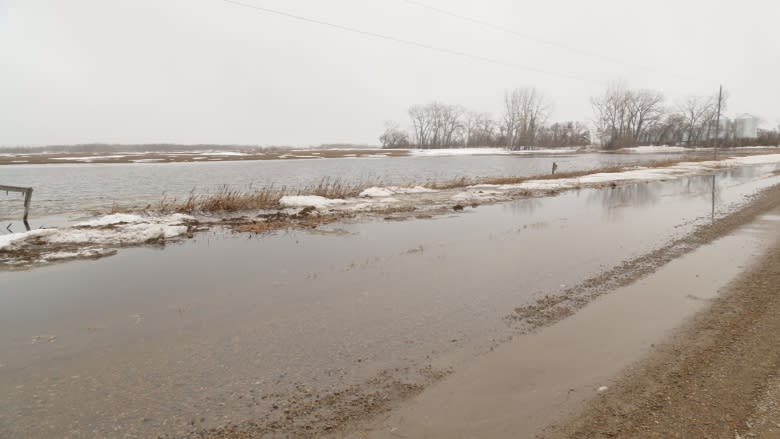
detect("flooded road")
(0, 150), (749, 220)
(1, 164), (780, 438)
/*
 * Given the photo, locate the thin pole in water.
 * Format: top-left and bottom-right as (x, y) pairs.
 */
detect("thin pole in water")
(714, 85), (722, 160)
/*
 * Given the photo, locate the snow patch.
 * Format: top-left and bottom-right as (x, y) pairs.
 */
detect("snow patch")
(392, 186), (438, 194)
(1, 213), (193, 258)
(359, 187), (395, 198)
(620, 145), (692, 153)
(279, 195), (347, 209)
(0, 229), (58, 251)
(477, 154), (780, 193)
(51, 155), (127, 161)
(198, 151), (247, 156)
(359, 186), (438, 198)
(410, 147), (577, 157)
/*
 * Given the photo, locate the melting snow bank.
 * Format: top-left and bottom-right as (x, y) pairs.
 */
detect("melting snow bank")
(279, 196), (348, 208)
(465, 154), (780, 193)
(619, 145), (696, 153)
(409, 147), (578, 157)
(0, 213), (195, 268)
(358, 186), (437, 197)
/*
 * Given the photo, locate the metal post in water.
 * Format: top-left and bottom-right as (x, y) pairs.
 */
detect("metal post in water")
(0, 184), (34, 222)
(23, 188), (33, 221)
(714, 85), (722, 161)
(711, 174), (716, 223)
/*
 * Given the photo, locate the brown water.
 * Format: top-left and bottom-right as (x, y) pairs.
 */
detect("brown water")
(354, 210), (780, 439)
(1, 164), (779, 438)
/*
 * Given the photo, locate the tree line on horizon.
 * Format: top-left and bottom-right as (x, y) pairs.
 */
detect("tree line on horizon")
(380, 82), (780, 150)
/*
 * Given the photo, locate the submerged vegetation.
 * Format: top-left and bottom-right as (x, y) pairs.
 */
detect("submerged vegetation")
(148, 156), (716, 215)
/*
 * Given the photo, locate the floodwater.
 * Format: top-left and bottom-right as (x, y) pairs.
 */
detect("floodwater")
(0, 150), (740, 220)
(1, 164), (780, 438)
(357, 209), (780, 439)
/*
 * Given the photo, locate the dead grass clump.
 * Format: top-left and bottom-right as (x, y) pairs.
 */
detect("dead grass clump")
(198, 186), (284, 212)
(155, 186), (286, 213)
(158, 178), (385, 214)
(299, 177), (370, 199)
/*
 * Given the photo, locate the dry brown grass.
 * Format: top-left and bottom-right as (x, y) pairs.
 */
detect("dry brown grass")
(154, 156), (719, 214)
(157, 178), (381, 214)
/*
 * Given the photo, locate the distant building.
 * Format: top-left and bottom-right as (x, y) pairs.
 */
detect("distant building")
(734, 113), (759, 139)
(702, 114), (759, 141)
(700, 116), (730, 141)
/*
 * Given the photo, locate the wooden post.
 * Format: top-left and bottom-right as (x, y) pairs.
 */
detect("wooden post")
(0, 185), (33, 221)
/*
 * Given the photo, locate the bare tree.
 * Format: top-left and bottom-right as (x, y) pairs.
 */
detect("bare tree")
(537, 121), (590, 147)
(591, 81), (629, 148)
(406, 102), (465, 148)
(677, 96), (717, 145)
(592, 81), (665, 149)
(463, 111), (495, 147)
(503, 88), (550, 149)
(627, 89), (665, 142)
(408, 105), (433, 148)
(379, 121), (410, 148)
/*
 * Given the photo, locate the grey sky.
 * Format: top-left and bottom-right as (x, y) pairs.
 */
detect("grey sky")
(2, 0), (778, 147)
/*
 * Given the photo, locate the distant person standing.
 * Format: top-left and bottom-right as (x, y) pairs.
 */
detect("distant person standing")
(552, 161), (558, 175)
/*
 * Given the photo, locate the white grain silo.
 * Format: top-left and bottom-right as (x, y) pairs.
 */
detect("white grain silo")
(734, 114), (758, 139)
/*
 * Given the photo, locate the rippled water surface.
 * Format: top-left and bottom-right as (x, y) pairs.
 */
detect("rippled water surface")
(0, 151), (721, 219)
(2, 163), (780, 438)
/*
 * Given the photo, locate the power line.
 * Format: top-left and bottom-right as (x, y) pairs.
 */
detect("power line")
(221, 0), (602, 85)
(400, 0), (696, 82)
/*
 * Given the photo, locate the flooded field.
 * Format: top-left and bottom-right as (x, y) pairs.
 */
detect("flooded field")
(0, 149), (765, 220)
(2, 161), (780, 438)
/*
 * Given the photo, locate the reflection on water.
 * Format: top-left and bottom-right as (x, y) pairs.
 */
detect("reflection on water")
(586, 164), (780, 222)
(504, 196), (543, 216)
(2, 167), (780, 438)
(712, 174), (717, 223)
(0, 152), (713, 220)
(590, 183), (660, 221)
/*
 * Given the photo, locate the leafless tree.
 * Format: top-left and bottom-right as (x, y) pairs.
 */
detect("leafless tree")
(379, 121), (410, 148)
(406, 102), (465, 148)
(408, 105), (433, 147)
(591, 81), (665, 149)
(677, 96), (717, 145)
(463, 111), (495, 147)
(537, 121), (590, 147)
(503, 88), (550, 149)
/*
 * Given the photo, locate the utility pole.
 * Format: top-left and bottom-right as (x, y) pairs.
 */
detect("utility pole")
(714, 85), (723, 160)
(711, 85), (723, 223)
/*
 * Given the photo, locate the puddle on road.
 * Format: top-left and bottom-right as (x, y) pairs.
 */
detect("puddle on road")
(357, 207), (780, 439)
(1, 165), (779, 438)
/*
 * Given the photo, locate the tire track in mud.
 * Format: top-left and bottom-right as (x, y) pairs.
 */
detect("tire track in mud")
(507, 182), (780, 333)
(540, 221), (780, 438)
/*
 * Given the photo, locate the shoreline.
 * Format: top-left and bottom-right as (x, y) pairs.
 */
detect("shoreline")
(4, 155), (780, 269)
(1, 146), (778, 166)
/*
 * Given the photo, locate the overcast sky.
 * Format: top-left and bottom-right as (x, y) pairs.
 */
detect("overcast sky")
(2, 0), (778, 147)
